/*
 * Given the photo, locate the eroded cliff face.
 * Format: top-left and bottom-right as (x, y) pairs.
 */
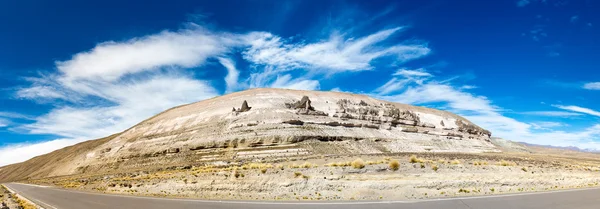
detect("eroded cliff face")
(41, 88), (495, 177)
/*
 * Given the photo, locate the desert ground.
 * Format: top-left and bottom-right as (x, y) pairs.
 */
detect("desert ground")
(24, 150), (600, 201)
(1, 184), (35, 209)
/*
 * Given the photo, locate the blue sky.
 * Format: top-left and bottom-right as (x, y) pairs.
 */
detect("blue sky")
(1, 0), (599, 166)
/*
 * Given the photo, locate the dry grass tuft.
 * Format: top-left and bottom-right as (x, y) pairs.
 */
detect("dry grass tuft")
(389, 160), (400, 171)
(450, 159), (461, 165)
(497, 160), (516, 166)
(300, 162), (313, 169)
(409, 155), (423, 163)
(351, 158), (366, 169)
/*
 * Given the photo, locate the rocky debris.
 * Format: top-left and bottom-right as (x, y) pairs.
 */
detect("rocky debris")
(286, 96), (327, 116)
(282, 120), (304, 125)
(233, 100), (252, 113)
(101, 148), (112, 153)
(455, 120), (491, 137)
(167, 148), (180, 154)
(384, 108), (420, 123)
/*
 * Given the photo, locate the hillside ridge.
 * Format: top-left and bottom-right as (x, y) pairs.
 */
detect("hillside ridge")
(1, 88), (495, 182)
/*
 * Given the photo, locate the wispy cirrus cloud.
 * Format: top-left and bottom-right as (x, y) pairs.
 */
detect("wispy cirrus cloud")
(218, 57), (242, 92)
(553, 105), (600, 117)
(242, 27), (430, 73)
(521, 111), (583, 117)
(530, 121), (565, 130)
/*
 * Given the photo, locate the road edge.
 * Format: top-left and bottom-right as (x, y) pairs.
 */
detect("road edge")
(2, 184), (45, 209)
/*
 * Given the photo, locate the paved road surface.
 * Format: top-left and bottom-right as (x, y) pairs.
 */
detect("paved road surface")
(4, 183), (600, 209)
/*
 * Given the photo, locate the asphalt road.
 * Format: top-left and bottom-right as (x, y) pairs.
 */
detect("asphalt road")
(4, 183), (600, 209)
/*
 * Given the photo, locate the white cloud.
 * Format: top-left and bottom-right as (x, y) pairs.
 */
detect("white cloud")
(530, 121), (565, 130)
(0, 118), (9, 127)
(393, 68), (432, 77)
(521, 111), (583, 117)
(218, 57), (241, 92)
(460, 85), (478, 90)
(553, 105), (600, 117)
(583, 82), (600, 90)
(56, 27), (233, 82)
(374, 68), (432, 95)
(17, 85), (69, 100)
(0, 112), (34, 120)
(242, 27), (430, 73)
(384, 83), (498, 113)
(0, 138), (85, 166)
(374, 78), (411, 95)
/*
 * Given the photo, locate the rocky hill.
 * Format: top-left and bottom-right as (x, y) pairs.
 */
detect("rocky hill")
(0, 88), (497, 182)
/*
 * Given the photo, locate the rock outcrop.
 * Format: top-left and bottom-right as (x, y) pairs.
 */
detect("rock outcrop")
(233, 100), (252, 113)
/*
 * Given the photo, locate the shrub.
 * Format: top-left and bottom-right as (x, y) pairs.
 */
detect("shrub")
(521, 167), (528, 172)
(420, 163), (426, 169)
(294, 172), (303, 178)
(389, 160), (400, 171)
(432, 164), (439, 171)
(450, 159), (461, 165)
(261, 168), (268, 174)
(351, 158), (365, 169)
(409, 155), (420, 163)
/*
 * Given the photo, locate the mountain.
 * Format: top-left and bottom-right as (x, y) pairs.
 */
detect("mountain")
(519, 142), (600, 153)
(0, 88), (497, 182)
